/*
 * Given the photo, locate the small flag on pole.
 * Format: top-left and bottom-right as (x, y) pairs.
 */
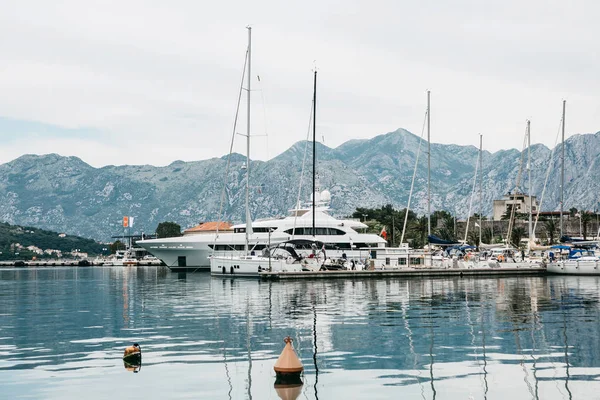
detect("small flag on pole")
(475, 222), (480, 228)
(129, 216), (134, 228)
(123, 216), (129, 228)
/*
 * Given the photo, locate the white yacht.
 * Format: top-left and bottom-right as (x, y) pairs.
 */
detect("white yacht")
(138, 191), (387, 272)
(547, 246), (600, 275)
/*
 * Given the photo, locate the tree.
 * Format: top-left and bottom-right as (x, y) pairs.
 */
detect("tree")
(544, 218), (557, 244)
(481, 227), (493, 245)
(156, 222), (182, 238)
(409, 216), (429, 248)
(110, 240), (126, 254)
(580, 211), (592, 240)
(436, 215), (456, 242)
(511, 226), (526, 248)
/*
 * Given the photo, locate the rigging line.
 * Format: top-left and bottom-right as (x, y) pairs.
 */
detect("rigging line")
(506, 124), (529, 246)
(292, 98), (315, 238)
(213, 47), (249, 248)
(256, 75), (270, 160)
(463, 149), (481, 243)
(401, 109), (428, 244)
(532, 117), (563, 237)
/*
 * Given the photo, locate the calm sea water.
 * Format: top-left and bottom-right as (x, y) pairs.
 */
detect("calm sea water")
(1, 267), (599, 399)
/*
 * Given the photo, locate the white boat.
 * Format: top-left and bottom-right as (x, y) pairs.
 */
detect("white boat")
(547, 247), (600, 275)
(211, 239), (323, 276)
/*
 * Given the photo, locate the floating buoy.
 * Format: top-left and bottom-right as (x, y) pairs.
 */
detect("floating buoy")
(123, 343), (142, 373)
(274, 336), (303, 379)
(123, 343), (141, 361)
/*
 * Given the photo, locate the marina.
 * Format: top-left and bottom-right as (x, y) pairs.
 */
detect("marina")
(2, 2), (600, 399)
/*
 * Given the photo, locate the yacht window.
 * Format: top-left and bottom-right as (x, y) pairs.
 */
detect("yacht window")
(328, 228), (346, 235)
(385, 258), (390, 265)
(252, 227), (277, 233)
(316, 228), (328, 235)
(284, 228), (305, 235)
(399, 258), (407, 265)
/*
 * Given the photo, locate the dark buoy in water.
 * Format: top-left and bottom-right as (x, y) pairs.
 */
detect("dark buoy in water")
(123, 343), (141, 361)
(274, 336), (303, 383)
(123, 343), (142, 373)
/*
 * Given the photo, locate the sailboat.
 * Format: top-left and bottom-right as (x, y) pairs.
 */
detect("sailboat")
(546, 101), (600, 275)
(209, 40), (323, 276)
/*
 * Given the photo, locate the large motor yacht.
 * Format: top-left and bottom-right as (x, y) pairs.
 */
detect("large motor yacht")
(137, 190), (387, 272)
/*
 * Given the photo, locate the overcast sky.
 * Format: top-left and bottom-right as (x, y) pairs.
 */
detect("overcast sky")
(1, 0), (599, 167)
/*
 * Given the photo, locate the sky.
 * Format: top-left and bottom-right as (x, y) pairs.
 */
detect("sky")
(0, 0), (599, 168)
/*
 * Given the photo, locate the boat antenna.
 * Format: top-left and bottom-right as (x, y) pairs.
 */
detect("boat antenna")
(560, 100), (566, 239)
(244, 26), (253, 254)
(312, 69), (317, 236)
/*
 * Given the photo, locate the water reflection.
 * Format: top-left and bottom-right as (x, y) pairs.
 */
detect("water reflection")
(1, 268), (600, 398)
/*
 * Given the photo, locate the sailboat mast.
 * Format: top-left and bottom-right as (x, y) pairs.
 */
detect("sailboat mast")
(478, 134), (482, 246)
(312, 70), (317, 236)
(427, 90), (431, 236)
(560, 100), (566, 239)
(527, 120), (532, 240)
(244, 26), (252, 253)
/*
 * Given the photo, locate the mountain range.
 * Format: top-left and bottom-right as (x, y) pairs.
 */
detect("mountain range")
(1, 128), (599, 241)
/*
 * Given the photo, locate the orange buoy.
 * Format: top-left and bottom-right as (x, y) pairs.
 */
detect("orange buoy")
(123, 343), (141, 360)
(274, 336), (303, 376)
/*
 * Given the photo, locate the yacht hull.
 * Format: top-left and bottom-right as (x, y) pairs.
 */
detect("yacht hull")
(210, 256), (303, 277)
(547, 259), (600, 275)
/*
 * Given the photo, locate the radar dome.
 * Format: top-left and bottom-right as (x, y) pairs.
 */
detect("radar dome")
(320, 190), (331, 203)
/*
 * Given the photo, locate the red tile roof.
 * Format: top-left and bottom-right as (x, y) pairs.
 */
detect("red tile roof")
(184, 221), (233, 233)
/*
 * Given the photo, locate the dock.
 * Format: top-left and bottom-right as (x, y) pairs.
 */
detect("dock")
(259, 266), (547, 280)
(0, 259), (163, 267)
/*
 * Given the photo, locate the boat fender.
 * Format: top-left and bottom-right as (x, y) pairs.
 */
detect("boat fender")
(258, 266), (262, 272)
(230, 266), (234, 274)
(222, 266), (226, 275)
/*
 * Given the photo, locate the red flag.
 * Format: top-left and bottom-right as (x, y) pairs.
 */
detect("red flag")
(380, 227), (387, 240)
(123, 216), (129, 228)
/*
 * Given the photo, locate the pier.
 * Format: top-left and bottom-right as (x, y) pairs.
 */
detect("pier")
(259, 266), (546, 280)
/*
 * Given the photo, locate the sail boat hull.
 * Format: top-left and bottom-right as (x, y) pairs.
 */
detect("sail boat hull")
(547, 258), (600, 275)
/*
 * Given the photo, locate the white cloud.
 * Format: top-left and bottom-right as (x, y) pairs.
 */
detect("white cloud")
(0, 0), (599, 167)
